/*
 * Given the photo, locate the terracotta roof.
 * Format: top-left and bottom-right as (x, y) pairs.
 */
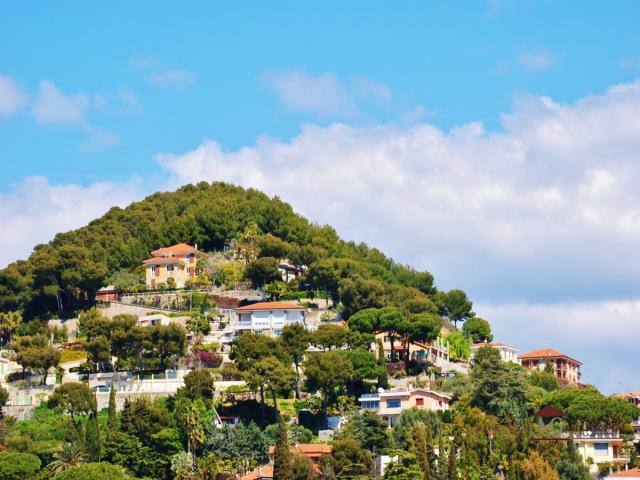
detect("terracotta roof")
(471, 342), (518, 350)
(151, 243), (197, 257)
(240, 465), (273, 480)
(534, 405), (566, 418)
(236, 302), (305, 311)
(518, 348), (582, 365)
(607, 469), (640, 478)
(268, 443), (333, 456)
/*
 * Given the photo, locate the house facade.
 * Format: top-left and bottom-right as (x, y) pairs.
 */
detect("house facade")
(143, 243), (197, 289)
(573, 432), (630, 475)
(233, 302), (306, 337)
(518, 348), (582, 384)
(375, 332), (450, 364)
(359, 386), (451, 428)
(470, 342), (520, 363)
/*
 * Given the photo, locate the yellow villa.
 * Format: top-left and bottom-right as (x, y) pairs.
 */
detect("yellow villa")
(143, 243), (197, 289)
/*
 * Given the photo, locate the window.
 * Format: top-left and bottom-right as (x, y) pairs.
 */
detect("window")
(274, 329), (282, 336)
(187, 267), (191, 274)
(594, 443), (609, 456)
(416, 398), (424, 406)
(254, 329), (263, 335)
(167, 265), (174, 272)
(386, 399), (401, 408)
(151, 265), (157, 276)
(361, 401), (379, 410)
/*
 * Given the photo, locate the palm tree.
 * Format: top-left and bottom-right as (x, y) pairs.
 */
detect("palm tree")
(48, 442), (87, 475)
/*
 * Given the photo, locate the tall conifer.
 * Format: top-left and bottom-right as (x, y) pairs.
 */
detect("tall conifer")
(273, 416), (294, 480)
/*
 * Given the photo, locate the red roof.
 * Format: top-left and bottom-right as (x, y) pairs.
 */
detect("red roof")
(608, 469), (640, 478)
(240, 465), (273, 480)
(534, 405), (566, 418)
(236, 302), (305, 311)
(268, 443), (332, 456)
(518, 348), (582, 365)
(151, 243), (197, 257)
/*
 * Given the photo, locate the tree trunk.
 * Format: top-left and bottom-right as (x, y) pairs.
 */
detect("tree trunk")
(294, 361), (301, 399)
(259, 385), (266, 423)
(272, 390), (279, 421)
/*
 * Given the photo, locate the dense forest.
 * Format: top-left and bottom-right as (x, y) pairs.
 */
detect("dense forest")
(0, 182), (463, 323)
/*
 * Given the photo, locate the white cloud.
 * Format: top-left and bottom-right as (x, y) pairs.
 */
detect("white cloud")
(516, 49), (556, 71)
(478, 300), (640, 393)
(0, 74), (27, 116)
(148, 69), (196, 88)
(32, 80), (89, 125)
(263, 70), (357, 119)
(156, 80), (640, 390)
(157, 79), (640, 306)
(0, 176), (143, 268)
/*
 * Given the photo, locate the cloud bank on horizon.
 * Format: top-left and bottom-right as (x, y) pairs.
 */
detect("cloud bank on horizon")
(2, 77), (640, 393)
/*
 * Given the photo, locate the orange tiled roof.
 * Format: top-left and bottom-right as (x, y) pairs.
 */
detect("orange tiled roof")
(518, 348), (582, 365)
(268, 443), (333, 456)
(608, 469), (640, 478)
(237, 302), (305, 311)
(240, 465), (273, 480)
(151, 243), (197, 257)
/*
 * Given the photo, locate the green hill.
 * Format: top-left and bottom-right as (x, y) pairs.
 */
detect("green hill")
(0, 182), (470, 323)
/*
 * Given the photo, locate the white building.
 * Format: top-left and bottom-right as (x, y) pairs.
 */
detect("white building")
(233, 302), (306, 337)
(137, 313), (172, 327)
(470, 342), (520, 364)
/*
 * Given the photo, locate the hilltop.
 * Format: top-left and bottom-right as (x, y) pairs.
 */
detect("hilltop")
(0, 182), (473, 325)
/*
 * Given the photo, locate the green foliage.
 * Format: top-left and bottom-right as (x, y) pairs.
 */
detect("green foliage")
(48, 382), (96, 430)
(119, 397), (171, 440)
(462, 316), (493, 343)
(331, 437), (374, 478)
(303, 351), (353, 420)
(0, 452), (41, 480)
(438, 289), (474, 326)
(206, 421), (269, 474)
(338, 409), (391, 453)
(383, 450), (423, 480)
(53, 462), (135, 480)
(470, 347), (528, 423)
(445, 331), (471, 361)
(180, 368), (216, 405)
(542, 387), (639, 431)
(392, 408), (440, 449)
(273, 416), (294, 480)
(246, 257), (281, 287)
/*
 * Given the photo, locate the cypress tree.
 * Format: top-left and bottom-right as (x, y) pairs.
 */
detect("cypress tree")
(85, 393), (101, 461)
(448, 430), (459, 480)
(273, 416), (294, 480)
(438, 434), (448, 480)
(106, 382), (117, 439)
(425, 424), (437, 476)
(410, 423), (431, 479)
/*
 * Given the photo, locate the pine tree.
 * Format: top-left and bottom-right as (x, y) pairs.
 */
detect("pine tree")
(106, 381), (117, 439)
(273, 416), (294, 480)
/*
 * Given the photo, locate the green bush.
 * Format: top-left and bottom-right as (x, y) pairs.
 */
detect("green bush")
(54, 462), (135, 480)
(0, 452), (42, 480)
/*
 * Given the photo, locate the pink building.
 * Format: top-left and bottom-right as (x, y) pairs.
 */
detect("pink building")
(359, 386), (451, 428)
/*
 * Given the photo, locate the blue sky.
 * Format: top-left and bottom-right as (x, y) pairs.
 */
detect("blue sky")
(2, 1), (640, 393)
